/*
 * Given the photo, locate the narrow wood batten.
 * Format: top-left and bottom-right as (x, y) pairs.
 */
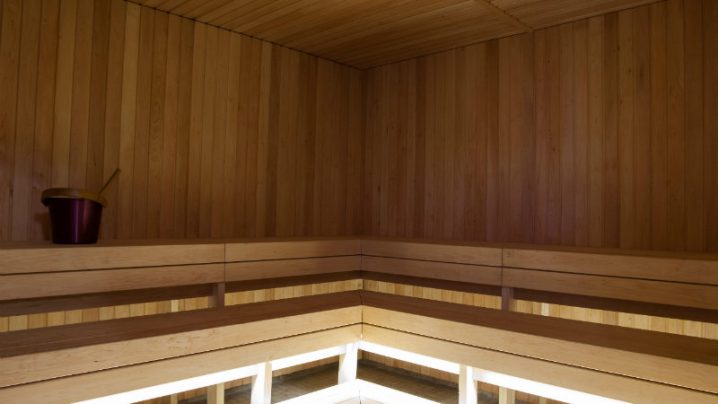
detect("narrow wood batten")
(1, 238), (717, 403)
(0, 325), (362, 404)
(361, 297), (718, 395)
(0, 263), (224, 301)
(225, 239), (362, 262)
(362, 325), (718, 404)
(0, 284), (214, 317)
(0, 243), (225, 274)
(0, 292), (363, 387)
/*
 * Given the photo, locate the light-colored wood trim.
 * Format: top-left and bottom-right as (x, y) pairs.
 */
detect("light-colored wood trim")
(503, 248), (718, 285)
(226, 239), (361, 262)
(459, 365), (477, 404)
(225, 256), (360, 282)
(0, 263), (224, 300)
(338, 342), (358, 384)
(472, 0), (532, 33)
(0, 244), (225, 274)
(361, 325), (718, 403)
(502, 267), (718, 310)
(362, 256), (502, 286)
(361, 240), (502, 266)
(362, 307), (718, 394)
(251, 362), (272, 404)
(0, 325), (361, 404)
(0, 307), (361, 387)
(498, 387), (515, 404)
(207, 383), (224, 404)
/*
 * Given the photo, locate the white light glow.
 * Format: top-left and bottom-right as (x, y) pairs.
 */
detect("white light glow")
(74, 365), (258, 404)
(271, 345), (345, 370)
(275, 379), (440, 404)
(359, 341), (460, 374)
(357, 379), (441, 404)
(274, 381), (359, 404)
(473, 369), (629, 404)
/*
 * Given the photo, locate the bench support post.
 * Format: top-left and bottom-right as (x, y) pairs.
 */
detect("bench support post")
(499, 386), (516, 404)
(207, 383), (224, 404)
(251, 362), (272, 404)
(459, 365), (477, 404)
(338, 342), (359, 383)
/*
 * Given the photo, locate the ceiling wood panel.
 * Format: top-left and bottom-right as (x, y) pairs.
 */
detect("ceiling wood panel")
(132, 0), (662, 68)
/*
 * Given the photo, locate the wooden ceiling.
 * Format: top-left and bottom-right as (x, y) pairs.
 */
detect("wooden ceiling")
(133, 0), (660, 68)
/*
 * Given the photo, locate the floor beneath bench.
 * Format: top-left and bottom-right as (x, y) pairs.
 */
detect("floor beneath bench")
(181, 360), (510, 404)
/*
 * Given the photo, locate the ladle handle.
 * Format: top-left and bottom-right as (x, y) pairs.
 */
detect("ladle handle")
(99, 168), (121, 195)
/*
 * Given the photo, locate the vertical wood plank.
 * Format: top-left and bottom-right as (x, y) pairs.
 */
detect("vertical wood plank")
(650, 2), (668, 250)
(117, 1), (140, 239)
(603, 12), (620, 248)
(29, 0), (60, 240)
(633, 6), (652, 250)
(11, 0), (41, 241)
(573, 20), (589, 247)
(684, 0), (704, 251)
(0, 0), (21, 219)
(666, 0), (685, 251)
(68, 0), (93, 189)
(255, 41), (273, 236)
(587, 16), (605, 248)
(209, 28), (229, 237)
(146, 10), (168, 238)
(198, 25), (218, 238)
(159, 13), (180, 238)
(185, 21), (205, 238)
(100, 0), (127, 240)
(50, 0), (77, 189)
(86, 0), (111, 192)
(172, 17), (194, 238)
(617, 9), (636, 249)
(130, 6), (154, 239)
(221, 32), (241, 238)
(559, 24), (575, 246)
(705, 0), (718, 251)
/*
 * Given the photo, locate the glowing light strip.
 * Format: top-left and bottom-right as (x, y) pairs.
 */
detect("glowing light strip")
(357, 379), (441, 404)
(274, 381), (359, 404)
(74, 365), (257, 404)
(359, 341), (460, 374)
(271, 345), (345, 370)
(275, 379), (440, 404)
(473, 369), (629, 404)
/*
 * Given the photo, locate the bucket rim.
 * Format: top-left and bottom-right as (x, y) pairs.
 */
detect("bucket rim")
(41, 188), (108, 207)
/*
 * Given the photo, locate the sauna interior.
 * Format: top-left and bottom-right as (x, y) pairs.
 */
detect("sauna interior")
(0, 0), (717, 403)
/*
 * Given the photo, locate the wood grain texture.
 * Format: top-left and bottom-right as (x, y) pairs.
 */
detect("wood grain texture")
(127, 0), (661, 68)
(0, 0), (362, 242)
(364, 0), (718, 253)
(362, 299), (718, 394)
(0, 325), (360, 404)
(0, 263), (224, 300)
(364, 325), (718, 404)
(225, 256), (361, 282)
(502, 267), (718, 310)
(362, 256), (502, 286)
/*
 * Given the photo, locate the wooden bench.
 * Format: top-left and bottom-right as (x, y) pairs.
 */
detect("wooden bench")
(1, 238), (717, 403)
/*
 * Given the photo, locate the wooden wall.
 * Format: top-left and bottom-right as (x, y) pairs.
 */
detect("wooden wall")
(364, 0), (718, 252)
(0, 0), (363, 242)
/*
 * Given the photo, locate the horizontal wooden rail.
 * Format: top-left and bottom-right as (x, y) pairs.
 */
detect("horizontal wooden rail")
(1, 237), (716, 322)
(1, 292), (715, 402)
(0, 292), (363, 387)
(0, 325), (362, 404)
(0, 243), (225, 274)
(361, 293), (718, 395)
(363, 326), (717, 404)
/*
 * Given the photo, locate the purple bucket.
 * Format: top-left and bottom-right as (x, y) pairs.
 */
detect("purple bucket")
(41, 188), (107, 244)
